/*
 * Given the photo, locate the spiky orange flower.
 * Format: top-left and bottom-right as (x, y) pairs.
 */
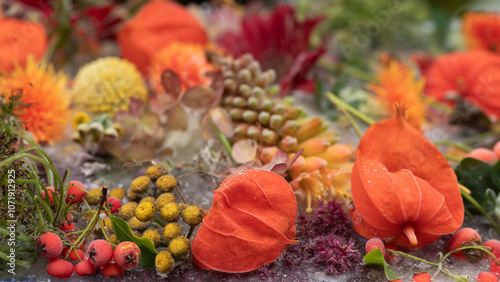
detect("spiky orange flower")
(148, 42), (213, 94)
(0, 57), (70, 143)
(367, 60), (426, 129)
(463, 12), (500, 53)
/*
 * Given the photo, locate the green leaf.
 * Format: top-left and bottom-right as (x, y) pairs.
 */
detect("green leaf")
(484, 189), (497, 212)
(110, 216), (158, 269)
(455, 158), (497, 204)
(363, 248), (399, 281)
(492, 160), (500, 188)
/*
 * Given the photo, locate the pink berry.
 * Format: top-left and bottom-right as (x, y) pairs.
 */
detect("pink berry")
(466, 148), (498, 165)
(385, 243), (401, 263)
(75, 260), (96, 276)
(86, 239), (113, 267)
(46, 258), (74, 278)
(412, 272), (431, 282)
(102, 262), (125, 277)
(491, 260), (500, 275)
(365, 238), (385, 257)
(477, 272), (499, 282)
(485, 239), (500, 261)
(37, 232), (63, 259)
(41, 186), (55, 204)
(62, 247), (85, 261)
(448, 228), (484, 263)
(114, 242), (141, 269)
(105, 197), (122, 214)
(66, 181), (86, 205)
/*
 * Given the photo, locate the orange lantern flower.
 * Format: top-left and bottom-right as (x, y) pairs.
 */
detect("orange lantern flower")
(0, 16), (47, 72)
(117, 0), (208, 75)
(350, 107), (463, 249)
(425, 50), (500, 119)
(191, 170), (297, 273)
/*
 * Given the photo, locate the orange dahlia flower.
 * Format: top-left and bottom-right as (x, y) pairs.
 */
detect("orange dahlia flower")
(463, 12), (500, 53)
(117, 0), (208, 75)
(0, 57), (70, 143)
(368, 60), (426, 129)
(0, 16), (47, 72)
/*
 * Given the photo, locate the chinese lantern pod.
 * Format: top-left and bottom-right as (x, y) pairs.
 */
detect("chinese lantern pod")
(351, 107), (463, 249)
(191, 170), (297, 273)
(117, 0), (208, 75)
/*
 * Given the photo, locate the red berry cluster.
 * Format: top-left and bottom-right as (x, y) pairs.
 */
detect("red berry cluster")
(37, 232), (141, 278)
(365, 227), (500, 282)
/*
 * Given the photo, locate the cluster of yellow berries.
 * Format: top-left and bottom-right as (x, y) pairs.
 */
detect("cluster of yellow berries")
(116, 165), (206, 274)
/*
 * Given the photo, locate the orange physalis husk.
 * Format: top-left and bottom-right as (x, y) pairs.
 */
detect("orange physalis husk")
(350, 107), (464, 249)
(191, 170), (297, 273)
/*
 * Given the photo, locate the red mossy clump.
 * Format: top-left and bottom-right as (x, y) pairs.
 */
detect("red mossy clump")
(350, 107), (464, 249)
(191, 170), (297, 273)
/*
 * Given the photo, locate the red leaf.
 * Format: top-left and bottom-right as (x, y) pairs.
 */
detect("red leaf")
(161, 70), (182, 98)
(181, 86), (214, 109)
(191, 170), (297, 273)
(166, 104), (188, 130)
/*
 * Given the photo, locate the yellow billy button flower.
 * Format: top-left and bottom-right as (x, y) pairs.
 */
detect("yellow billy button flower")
(168, 236), (190, 257)
(130, 176), (151, 193)
(156, 175), (177, 193)
(159, 202), (181, 222)
(108, 188), (126, 200)
(135, 202), (156, 222)
(119, 202), (138, 220)
(155, 193), (175, 209)
(145, 165), (164, 181)
(128, 216), (149, 231)
(155, 251), (174, 274)
(163, 222), (183, 243)
(142, 228), (162, 247)
(181, 205), (205, 226)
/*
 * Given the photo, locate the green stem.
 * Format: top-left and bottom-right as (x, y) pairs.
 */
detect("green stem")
(462, 127), (500, 145)
(461, 190), (500, 234)
(434, 141), (473, 152)
(327, 93), (375, 125)
(153, 216), (166, 228)
(444, 154), (462, 163)
(441, 245), (500, 266)
(186, 225), (195, 240)
(217, 129), (235, 163)
(386, 249), (440, 267)
(341, 108), (363, 138)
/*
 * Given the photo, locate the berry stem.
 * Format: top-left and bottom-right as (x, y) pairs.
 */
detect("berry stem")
(460, 189), (500, 234)
(186, 226), (195, 239)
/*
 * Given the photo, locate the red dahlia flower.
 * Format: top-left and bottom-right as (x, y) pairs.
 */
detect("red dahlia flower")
(217, 5), (326, 95)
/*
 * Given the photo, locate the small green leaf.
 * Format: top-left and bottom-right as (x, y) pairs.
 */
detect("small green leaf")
(363, 248), (399, 281)
(492, 160), (500, 188)
(110, 216), (158, 269)
(455, 158), (497, 204)
(484, 189), (497, 212)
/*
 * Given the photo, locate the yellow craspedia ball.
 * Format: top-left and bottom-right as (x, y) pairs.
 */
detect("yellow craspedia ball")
(128, 216), (149, 230)
(155, 193), (175, 209)
(145, 165), (164, 181)
(71, 57), (147, 116)
(155, 251), (174, 274)
(86, 187), (102, 205)
(159, 202), (181, 222)
(119, 202), (138, 220)
(181, 205), (205, 226)
(135, 201), (156, 222)
(168, 236), (190, 257)
(108, 188), (126, 199)
(162, 222), (183, 243)
(142, 228), (162, 247)
(156, 175), (177, 193)
(130, 176), (151, 194)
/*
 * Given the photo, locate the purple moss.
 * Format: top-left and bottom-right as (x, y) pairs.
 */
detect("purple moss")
(297, 200), (353, 238)
(309, 234), (362, 275)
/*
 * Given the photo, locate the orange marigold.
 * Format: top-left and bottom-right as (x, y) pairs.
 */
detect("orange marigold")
(0, 57), (70, 143)
(0, 16), (48, 72)
(367, 60), (426, 129)
(463, 12), (500, 53)
(149, 42), (213, 94)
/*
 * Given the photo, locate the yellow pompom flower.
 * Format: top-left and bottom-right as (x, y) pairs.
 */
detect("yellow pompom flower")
(155, 251), (174, 274)
(135, 201), (156, 222)
(142, 228), (162, 247)
(128, 216), (149, 231)
(162, 222), (183, 243)
(168, 236), (190, 257)
(156, 193), (176, 209)
(86, 187), (102, 205)
(159, 202), (181, 222)
(0, 57), (70, 143)
(71, 57), (147, 116)
(156, 175), (177, 193)
(181, 205), (205, 226)
(145, 165), (164, 181)
(108, 188), (126, 200)
(72, 111), (90, 130)
(130, 176), (151, 194)
(119, 202), (138, 220)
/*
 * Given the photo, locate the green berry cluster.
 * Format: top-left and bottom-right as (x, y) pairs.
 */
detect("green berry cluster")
(221, 53), (305, 146)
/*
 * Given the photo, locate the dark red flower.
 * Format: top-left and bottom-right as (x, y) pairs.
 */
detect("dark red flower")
(217, 5), (325, 95)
